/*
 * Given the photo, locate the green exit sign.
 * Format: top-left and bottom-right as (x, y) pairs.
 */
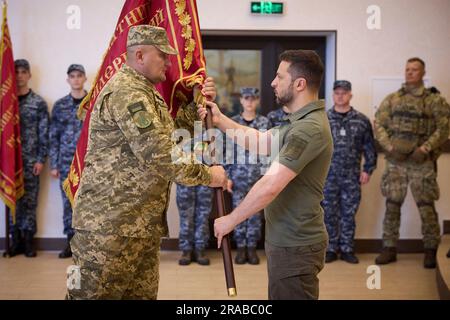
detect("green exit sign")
(251, 2), (284, 14)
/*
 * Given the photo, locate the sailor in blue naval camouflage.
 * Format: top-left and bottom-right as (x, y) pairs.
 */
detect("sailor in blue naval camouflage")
(10, 59), (49, 258)
(49, 64), (87, 258)
(322, 80), (377, 264)
(225, 87), (271, 265)
(266, 106), (289, 127)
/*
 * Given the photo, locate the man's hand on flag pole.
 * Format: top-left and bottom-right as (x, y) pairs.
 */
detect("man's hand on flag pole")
(33, 163), (44, 176)
(201, 77), (217, 101)
(214, 214), (238, 249)
(50, 169), (60, 179)
(194, 77), (217, 103)
(198, 100), (223, 126)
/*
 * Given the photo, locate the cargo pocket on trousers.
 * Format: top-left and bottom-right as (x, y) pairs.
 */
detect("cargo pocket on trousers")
(274, 247), (315, 279)
(380, 170), (390, 197)
(381, 168), (405, 201)
(422, 171), (440, 201)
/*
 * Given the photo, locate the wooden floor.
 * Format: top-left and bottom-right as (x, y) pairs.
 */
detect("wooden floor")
(0, 250), (439, 300)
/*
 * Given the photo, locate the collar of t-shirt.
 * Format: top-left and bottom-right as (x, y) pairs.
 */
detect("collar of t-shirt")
(18, 89), (32, 102)
(240, 114), (256, 126)
(337, 110), (350, 117)
(333, 106), (354, 118)
(72, 96), (85, 105)
(286, 100), (325, 123)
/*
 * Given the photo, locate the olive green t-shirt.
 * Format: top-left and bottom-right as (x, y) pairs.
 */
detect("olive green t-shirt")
(265, 100), (333, 247)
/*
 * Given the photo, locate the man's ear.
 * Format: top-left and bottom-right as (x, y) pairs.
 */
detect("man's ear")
(135, 48), (144, 64)
(295, 78), (307, 92)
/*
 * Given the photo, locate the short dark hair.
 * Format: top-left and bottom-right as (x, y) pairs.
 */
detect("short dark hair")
(407, 57), (425, 69)
(279, 50), (324, 92)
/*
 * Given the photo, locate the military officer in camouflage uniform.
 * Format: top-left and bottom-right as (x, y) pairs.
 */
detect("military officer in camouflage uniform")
(374, 57), (449, 268)
(225, 87), (271, 265)
(10, 59), (49, 258)
(267, 105), (289, 127)
(67, 26), (227, 300)
(49, 64), (87, 259)
(323, 80), (377, 264)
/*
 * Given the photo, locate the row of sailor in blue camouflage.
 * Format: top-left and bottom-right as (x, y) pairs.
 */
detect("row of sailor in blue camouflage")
(323, 106), (377, 253)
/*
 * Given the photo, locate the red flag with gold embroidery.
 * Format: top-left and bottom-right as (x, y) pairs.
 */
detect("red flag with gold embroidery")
(152, 0), (206, 117)
(64, 0), (206, 203)
(0, 3), (24, 217)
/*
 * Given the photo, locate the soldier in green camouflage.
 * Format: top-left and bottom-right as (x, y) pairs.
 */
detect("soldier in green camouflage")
(374, 57), (450, 269)
(66, 25), (228, 300)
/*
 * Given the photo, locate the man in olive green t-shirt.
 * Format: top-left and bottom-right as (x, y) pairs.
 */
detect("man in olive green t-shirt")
(199, 50), (333, 300)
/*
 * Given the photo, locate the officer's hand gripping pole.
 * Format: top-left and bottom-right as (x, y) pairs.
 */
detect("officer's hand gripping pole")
(198, 94), (237, 297)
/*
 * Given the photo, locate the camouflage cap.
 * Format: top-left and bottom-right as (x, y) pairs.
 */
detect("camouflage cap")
(127, 25), (177, 55)
(67, 64), (86, 75)
(240, 87), (259, 97)
(15, 59), (30, 71)
(333, 80), (352, 91)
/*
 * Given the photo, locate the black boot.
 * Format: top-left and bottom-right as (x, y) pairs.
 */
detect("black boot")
(234, 247), (247, 264)
(24, 231), (37, 258)
(375, 247), (397, 265)
(325, 251), (338, 263)
(9, 228), (24, 257)
(340, 252), (359, 264)
(59, 234), (73, 259)
(423, 249), (437, 269)
(193, 250), (210, 266)
(178, 250), (193, 266)
(247, 247), (260, 265)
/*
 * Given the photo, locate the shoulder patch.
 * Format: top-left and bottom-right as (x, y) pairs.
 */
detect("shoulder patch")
(127, 101), (154, 134)
(283, 135), (308, 161)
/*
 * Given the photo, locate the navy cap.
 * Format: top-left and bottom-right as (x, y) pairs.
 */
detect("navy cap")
(14, 59), (30, 71)
(333, 80), (352, 91)
(67, 64), (86, 75)
(240, 87), (259, 97)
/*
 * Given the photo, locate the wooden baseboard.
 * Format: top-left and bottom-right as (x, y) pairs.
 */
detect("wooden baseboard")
(443, 220), (450, 235)
(0, 237), (433, 253)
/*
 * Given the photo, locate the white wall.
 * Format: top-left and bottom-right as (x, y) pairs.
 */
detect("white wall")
(1, 0), (449, 240)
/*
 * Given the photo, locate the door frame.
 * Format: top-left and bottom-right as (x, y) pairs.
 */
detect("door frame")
(202, 29), (337, 114)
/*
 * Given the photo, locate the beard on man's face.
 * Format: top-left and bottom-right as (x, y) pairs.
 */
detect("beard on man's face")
(275, 82), (294, 106)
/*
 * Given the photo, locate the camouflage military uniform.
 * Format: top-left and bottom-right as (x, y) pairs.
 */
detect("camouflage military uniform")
(266, 107), (289, 127)
(49, 94), (84, 237)
(176, 184), (212, 251)
(10, 90), (49, 235)
(225, 114), (271, 248)
(375, 84), (449, 249)
(323, 107), (377, 253)
(67, 63), (211, 300)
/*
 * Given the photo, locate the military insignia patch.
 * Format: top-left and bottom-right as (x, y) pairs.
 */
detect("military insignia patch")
(127, 101), (154, 134)
(284, 136), (308, 161)
(133, 111), (152, 128)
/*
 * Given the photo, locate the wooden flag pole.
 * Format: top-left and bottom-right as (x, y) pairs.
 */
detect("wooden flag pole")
(204, 104), (237, 297)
